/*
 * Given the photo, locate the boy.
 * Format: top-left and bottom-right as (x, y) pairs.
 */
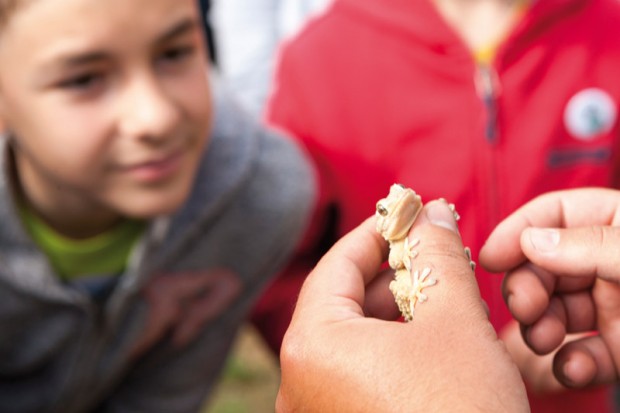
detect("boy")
(0, 0), (314, 412)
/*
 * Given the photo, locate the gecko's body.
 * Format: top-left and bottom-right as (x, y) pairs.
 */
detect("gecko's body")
(375, 184), (436, 321)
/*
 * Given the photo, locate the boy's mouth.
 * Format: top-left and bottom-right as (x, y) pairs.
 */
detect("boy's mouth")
(122, 149), (185, 184)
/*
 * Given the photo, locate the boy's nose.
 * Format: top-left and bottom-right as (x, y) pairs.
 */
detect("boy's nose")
(118, 76), (181, 142)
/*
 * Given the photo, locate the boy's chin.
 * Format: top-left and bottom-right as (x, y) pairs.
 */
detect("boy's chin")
(114, 187), (191, 219)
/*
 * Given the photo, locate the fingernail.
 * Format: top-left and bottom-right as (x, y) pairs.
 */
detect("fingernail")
(426, 200), (459, 233)
(528, 228), (559, 253)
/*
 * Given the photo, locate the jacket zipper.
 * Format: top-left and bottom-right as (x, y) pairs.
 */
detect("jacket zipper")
(475, 63), (504, 327)
(476, 64), (500, 144)
(475, 63), (502, 225)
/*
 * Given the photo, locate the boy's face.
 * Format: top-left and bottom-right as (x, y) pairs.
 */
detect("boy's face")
(0, 0), (212, 222)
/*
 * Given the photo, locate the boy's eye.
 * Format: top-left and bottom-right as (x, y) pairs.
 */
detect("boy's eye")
(158, 45), (196, 65)
(58, 73), (103, 91)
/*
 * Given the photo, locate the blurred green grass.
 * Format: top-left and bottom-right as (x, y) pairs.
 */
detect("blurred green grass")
(202, 325), (280, 413)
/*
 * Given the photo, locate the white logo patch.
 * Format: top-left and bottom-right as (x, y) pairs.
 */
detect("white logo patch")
(564, 88), (617, 141)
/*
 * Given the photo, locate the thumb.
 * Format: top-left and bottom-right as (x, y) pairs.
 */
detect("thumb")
(521, 226), (620, 282)
(403, 200), (487, 325)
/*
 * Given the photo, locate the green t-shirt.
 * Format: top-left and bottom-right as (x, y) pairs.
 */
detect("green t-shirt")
(19, 206), (145, 280)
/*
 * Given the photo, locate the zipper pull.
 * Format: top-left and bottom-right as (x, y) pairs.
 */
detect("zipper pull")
(475, 65), (501, 144)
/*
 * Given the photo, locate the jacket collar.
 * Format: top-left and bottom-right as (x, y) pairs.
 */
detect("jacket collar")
(334, 0), (588, 61)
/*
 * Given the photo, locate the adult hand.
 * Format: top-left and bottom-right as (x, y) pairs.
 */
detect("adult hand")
(277, 200), (528, 412)
(480, 187), (620, 388)
(499, 320), (565, 394)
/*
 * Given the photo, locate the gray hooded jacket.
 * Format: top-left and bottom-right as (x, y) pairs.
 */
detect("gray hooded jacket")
(0, 80), (315, 413)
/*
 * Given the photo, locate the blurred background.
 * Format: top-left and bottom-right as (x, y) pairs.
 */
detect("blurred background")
(196, 1), (327, 411)
(202, 325), (280, 413)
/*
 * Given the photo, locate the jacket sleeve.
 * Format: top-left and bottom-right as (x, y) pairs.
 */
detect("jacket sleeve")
(251, 44), (338, 354)
(250, 194), (334, 354)
(99, 332), (228, 413)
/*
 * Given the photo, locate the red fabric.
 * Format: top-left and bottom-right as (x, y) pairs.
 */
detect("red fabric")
(256, 0), (620, 410)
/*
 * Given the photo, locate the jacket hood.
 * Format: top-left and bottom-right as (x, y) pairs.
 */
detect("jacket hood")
(333, 0), (588, 53)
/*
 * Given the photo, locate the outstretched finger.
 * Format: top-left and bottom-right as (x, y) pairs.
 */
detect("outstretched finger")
(521, 226), (620, 284)
(480, 188), (620, 274)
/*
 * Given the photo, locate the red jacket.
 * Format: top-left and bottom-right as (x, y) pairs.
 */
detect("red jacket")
(257, 0), (620, 411)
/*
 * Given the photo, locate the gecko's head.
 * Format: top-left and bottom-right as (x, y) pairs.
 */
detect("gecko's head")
(375, 184), (422, 240)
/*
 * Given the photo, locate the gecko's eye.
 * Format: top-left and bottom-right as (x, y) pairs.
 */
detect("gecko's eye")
(376, 202), (388, 216)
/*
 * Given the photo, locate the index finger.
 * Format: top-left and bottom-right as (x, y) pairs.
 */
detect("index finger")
(294, 216), (388, 317)
(480, 187), (620, 273)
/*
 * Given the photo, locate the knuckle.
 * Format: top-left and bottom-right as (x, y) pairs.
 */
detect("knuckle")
(279, 328), (306, 371)
(275, 391), (291, 413)
(587, 226), (620, 280)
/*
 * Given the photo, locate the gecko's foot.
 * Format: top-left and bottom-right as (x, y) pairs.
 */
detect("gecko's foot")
(403, 237), (420, 272)
(390, 267), (437, 322)
(464, 247), (476, 271)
